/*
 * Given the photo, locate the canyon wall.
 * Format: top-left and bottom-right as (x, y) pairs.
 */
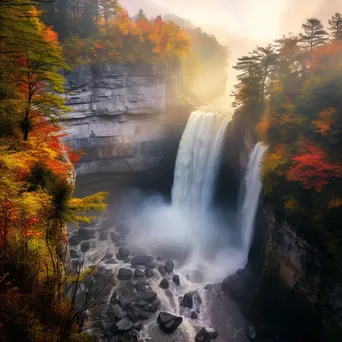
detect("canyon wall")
(62, 63), (186, 175)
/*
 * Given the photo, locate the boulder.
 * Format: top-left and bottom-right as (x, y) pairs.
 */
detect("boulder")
(144, 268), (154, 278)
(221, 269), (245, 298)
(110, 232), (120, 243)
(113, 317), (134, 333)
(191, 311), (198, 319)
(180, 293), (193, 309)
(165, 260), (174, 273)
(158, 265), (166, 276)
(108, 304), (127, 322)
(172, 274), (180, 286)
(137, 291), (157, 303)
(80, 241), (91, 253)
(70, 249), (78, 258)
(131, 255), (153, 266)
(157, 312), (183, 334)
(204, 284), (213, 291)
(78, 227), (93, 240)
(136, 299), (148, 308)
(133, 269), (145, 279)
(195, 327), (218, 342)
(135, 281), (147, 292)
(247, 325), (257, 340)
(159, 278), (169, 290)
(117, 247), (130, 260)
(117, 268), (133, 281)
(105, 258), (117, 264)
(118, 291), (136, 309)
(134, 308), (150, 320)
(69, 235), (81, 246)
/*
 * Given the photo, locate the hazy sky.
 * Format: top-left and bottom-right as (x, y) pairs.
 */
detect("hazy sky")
(151, 0), (341, 42)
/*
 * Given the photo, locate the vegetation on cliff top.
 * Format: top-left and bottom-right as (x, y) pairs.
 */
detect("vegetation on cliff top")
(0, 1), (107, 340)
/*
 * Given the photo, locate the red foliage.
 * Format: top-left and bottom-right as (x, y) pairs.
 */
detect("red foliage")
(286, 144), (342, 192)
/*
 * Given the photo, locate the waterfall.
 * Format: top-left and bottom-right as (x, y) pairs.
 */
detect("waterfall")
(172, 111), (229, 211)
(239, 142), (267, 252)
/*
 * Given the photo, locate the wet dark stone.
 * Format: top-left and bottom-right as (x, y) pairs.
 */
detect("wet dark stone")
(78, 227), (94, 240)
(159, 278), (169, 290)
(157, 256), (162, 261)
(99, 231), (108, 241)
(105, 258), (117, 264)
(133, 269), (145, 279)
(70, 249), (78, 258)
(157, 312), (183, 334)
(69, 235), (81, 246)
(108, 304), (127, 322)
(158, 265), (166, 276)
(204, 284), (213, 290)
(124, 257), (131, 263)
(172, 274), (180, 286)
(80, 241), (91, 253)
(136, 299), (148, 308)
(191, 311), (198, 319)
(117, 247), (130, 260)
(135, 281), (147, 292)
(247, 325), (257, 340)
(149, 300), (160, 313)
(118, 291), (136, 308)
(195, 327), (218, 342)
(112, 317), (134, 333)
(134, 307), (150, 320)
(105, 253), (114, 259)
(180, 293), (193, 309)
(165, 260), (174, 273)
(137, 291), (157, 303)
(145, 268), (154, 278)
(131, 255), (153, 266)
(117, 268), (133, 281)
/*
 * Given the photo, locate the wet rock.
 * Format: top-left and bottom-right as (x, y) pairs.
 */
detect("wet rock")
(105, 258), (117, 264)
(195, 327), (218, 342)
(221, 269), (245, 298)
(133, 321), (143, 330)
(157, 312), (183, 334)
(149, 300), (160, 313)
(247, 325), (257, 340)
(99, 231), (108, 241)
(105, 253), (114, 259)
(180, 293), (193, 309)
(172, 274), (180, 286)
(113, 317), (134, 333)
(108, 304), (127, 322)
(133, 269), (145, 279)
(117, 268), (133, 281)
(134, 307), (150, 320)
(123, 257), (131, 263)
(80, 241), (91, 253)
(136, 299), (148, 308)
(135, 281), (147, 292)
(118, 291), (136, 309)
(159, 278), (169, 290)
(78, 227), (93, 240)
(158, 265), (166, 276)
(137, 291), (157, 303)
(70, 249), (78, 258)
(165, 260), (174, 273)
(144, 268), (154, 278)
(69, 235), (81, 246)
(117, 247), (130, 260)
(157, 256), (162, 261)
(131, 255), (153, 266)
(191, 311), (198, 319)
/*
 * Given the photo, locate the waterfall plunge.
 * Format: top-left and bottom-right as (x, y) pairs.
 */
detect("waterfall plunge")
(172, 111), (230, 211)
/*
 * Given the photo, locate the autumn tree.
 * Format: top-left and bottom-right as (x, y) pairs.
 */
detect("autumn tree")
(299, 17), (328, 50)
(328, 12), (342, 40)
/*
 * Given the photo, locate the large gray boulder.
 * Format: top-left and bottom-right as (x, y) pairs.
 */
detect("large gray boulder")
(157, 312), (183, 334)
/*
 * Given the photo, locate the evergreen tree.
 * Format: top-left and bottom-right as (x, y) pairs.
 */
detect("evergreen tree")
(136, 8), (148, 22)
(299, 17), (328, 50)
(328, 12), (342, 40)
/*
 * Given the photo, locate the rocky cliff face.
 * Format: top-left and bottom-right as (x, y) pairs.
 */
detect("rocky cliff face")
(62, 63), (182, 175)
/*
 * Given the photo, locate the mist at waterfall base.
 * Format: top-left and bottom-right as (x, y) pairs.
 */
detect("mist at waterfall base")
(118, 111), (266, 286)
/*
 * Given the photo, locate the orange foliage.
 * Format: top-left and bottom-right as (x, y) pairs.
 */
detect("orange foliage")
(286, 144), (342, 192)
(313, 107), (336, 136)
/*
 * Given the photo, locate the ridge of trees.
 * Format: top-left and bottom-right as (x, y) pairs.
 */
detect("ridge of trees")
(233, 14), (342, 262)
(0, 1), (108, 340)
